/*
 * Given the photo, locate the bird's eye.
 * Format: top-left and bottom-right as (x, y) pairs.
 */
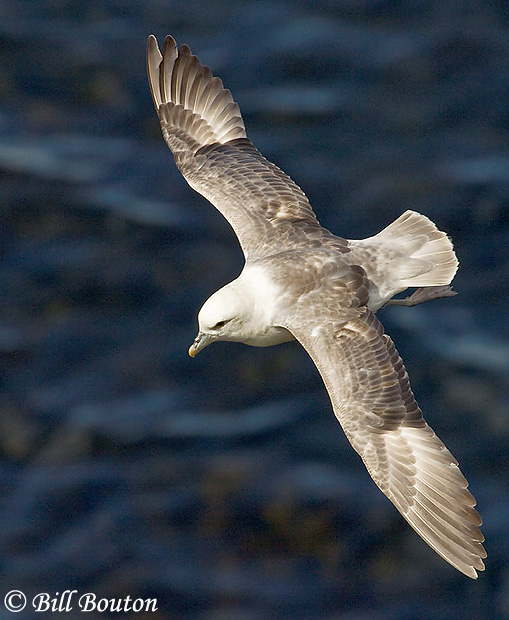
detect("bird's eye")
(213, 319), (227, 329)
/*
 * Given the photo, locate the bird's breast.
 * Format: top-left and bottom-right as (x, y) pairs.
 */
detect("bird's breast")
(241, 325), (294, 348)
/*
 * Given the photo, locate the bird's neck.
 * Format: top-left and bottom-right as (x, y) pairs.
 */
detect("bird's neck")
(232, 265), (293, 347)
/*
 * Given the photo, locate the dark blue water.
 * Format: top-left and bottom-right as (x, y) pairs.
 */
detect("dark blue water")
(0, 1), (507, 618)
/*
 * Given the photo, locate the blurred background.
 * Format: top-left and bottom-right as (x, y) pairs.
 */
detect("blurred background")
(0, 1), (508, 618)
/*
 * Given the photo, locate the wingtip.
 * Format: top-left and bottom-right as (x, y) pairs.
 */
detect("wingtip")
(179, 43), (192, 56)
(146, 35), (163, 109)
(464, 560), (486, 579)
(163, 34), (178, 55)
(146, 34), (160, 56)
(147, 32), (247, 148)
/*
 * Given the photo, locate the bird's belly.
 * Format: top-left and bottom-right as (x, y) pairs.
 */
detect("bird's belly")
(242, 326), (294, 347)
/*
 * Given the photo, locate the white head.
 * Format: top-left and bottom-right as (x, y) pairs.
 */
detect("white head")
(188, 281), (254, 357)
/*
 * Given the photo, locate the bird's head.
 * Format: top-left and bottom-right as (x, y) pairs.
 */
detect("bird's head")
(188, 282), (252, 357)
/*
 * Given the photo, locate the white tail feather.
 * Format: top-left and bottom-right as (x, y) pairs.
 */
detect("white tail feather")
(379, 210), (458, 287)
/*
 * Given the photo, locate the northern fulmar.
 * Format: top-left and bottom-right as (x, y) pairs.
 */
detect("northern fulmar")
(147, 34), (486, 578)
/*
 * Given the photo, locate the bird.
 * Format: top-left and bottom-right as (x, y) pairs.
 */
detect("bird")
(146, 34), (486, 578)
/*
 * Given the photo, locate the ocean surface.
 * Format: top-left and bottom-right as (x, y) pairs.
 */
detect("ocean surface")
(0, 1), (508, 618)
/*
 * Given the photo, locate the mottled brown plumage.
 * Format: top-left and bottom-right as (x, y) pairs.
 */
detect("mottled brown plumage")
(147, 34), (485, 578)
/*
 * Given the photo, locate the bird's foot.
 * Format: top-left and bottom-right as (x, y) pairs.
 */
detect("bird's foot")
(387, 285), (457, 307)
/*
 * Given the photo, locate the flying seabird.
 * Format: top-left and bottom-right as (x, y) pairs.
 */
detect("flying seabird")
(147, 34), (486, 578)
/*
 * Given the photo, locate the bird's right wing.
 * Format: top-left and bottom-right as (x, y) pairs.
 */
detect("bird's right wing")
(147, 35), (347, 259)
(283, 303), (486, 578)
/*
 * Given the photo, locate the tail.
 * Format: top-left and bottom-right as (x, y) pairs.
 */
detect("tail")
(375, 210), (458, 286)
(348, 210), (459, 309)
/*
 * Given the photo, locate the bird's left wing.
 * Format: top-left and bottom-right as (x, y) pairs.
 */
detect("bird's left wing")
(283, 305), (486, 578)
(147, 35), (344, 259)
